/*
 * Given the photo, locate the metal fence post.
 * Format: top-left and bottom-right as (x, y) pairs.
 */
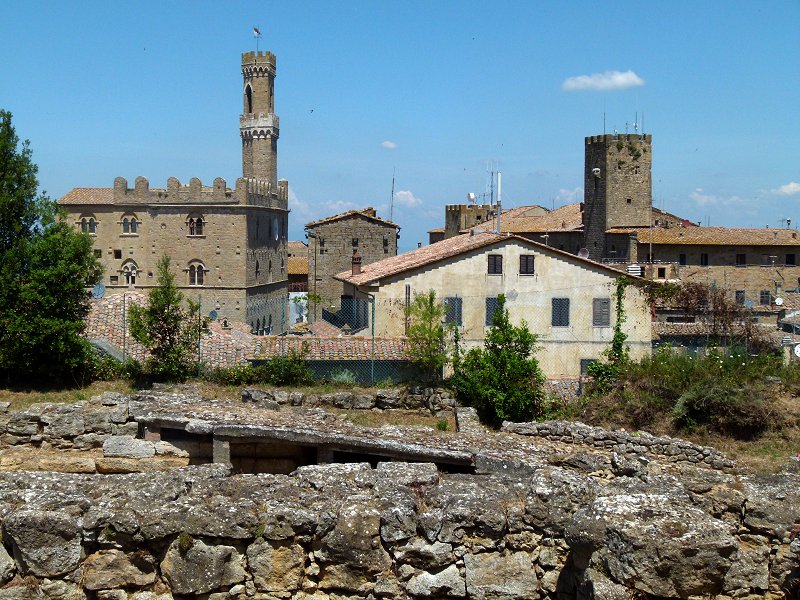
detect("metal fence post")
(370, 295), (375, 385)
(281, 298), (286, 357)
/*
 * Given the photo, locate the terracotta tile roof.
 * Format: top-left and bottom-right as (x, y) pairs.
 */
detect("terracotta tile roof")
(249, 336), (409, 361)
(288, 256), (309, 275)
(307, 320), (345, 337)
(653, 321), (776, 338)
(652, 207), (697, 227)
(58, 188), (114, 205)
(85, 291), (251, 367)
(472, 203), (584, 234)
(336, 231), (510, 285)
(305, 207), (399, 230)
(288, 240), (308, 252)
(610, 226), (800, 246)
(336, 230), (633, 286)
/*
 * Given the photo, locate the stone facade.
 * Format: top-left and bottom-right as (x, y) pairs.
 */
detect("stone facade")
(583, 133), (652, 259)
(58, 50), (289, 332)
(305, 208), (399, 322)
(444, 203), (498, 239)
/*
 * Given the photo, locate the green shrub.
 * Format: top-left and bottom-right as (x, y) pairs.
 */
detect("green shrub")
(253, 351), (314, 386)
(450, 295), (545, 427)
(595, 348), (785, 438)
(203, 364), (257, 386)
(436, 419), (449, 431)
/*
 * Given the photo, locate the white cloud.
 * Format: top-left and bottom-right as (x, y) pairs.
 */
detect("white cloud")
(776, 181), (800, 196)
(287, 186), (314, 221)
(689, 188), (746, 207)
(393, 190), (422, 207)
(380, 140), (398, 149)
(562, 70), (645, 92)
(554, 187), (583, 204)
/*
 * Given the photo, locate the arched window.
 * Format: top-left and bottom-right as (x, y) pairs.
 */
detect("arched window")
(80, 215), (97, 234)
(188, 216), (204, 236)
(188, 262), (205, 286)
(121, 214), (138, 235)
(245, 85), (253, 113)
(122, 261), (138, 286)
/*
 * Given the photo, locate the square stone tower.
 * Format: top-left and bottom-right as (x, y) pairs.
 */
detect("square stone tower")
(583, 133), (652, 260)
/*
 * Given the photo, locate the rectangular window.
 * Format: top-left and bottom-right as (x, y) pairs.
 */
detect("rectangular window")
(485, 296), (500, 326)
(760, 290), (771, 305)
(679, 253), (687, 266)
(552, 298), (570, 327)
(592, 298), (611, 326)
(113, 249), (122, 259)
(488, 254), (503, 275)
(736, 253), (746, 266)
(761, 254), (771, 266)
(109, 275), (119, 285)
(443, 297), (463, 326)
(735, 290), (745, 304)
(352, 237), (358, 248)
(657, 267), (666, 279)
(787, 254), (796, 266)
(700, 253), (709, 266)
(519, 254), (535, 274)
(580, 359), (597, 376)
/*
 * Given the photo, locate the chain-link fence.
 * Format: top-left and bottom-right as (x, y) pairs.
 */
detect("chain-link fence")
(88, 285), (647, 385)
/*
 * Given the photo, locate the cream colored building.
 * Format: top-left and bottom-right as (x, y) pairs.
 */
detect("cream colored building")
(336, 231), (651, 378)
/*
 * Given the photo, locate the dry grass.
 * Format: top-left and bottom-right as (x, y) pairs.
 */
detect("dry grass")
(331, 408), (456, 432)
(0, 380), (136, 411)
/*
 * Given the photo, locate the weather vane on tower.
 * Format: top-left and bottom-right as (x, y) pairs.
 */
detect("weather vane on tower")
(253, 26), (262, 52)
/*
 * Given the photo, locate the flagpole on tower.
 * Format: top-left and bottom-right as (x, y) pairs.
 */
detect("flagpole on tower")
(253, 26), (262, 52)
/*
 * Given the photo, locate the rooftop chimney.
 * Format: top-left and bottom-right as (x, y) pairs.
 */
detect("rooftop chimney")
(417, 242), (422, 248)
(351, 250), (362, 275)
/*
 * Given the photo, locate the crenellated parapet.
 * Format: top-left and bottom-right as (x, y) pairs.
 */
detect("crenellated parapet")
(234, 177), (289, 209)
(241, 50), (276, 77)
(586, 133), (652, 145)
(111, 177), (239, 204)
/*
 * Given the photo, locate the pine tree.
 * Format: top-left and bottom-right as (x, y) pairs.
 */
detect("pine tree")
(128, 255), (209, 381)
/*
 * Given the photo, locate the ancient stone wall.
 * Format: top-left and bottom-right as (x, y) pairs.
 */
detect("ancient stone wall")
(0, 392), (798, 598)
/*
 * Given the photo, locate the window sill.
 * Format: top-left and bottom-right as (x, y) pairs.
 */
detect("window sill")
(519, 272), (535, 276)
(487, 273), (503, 276)
(120, 233), (139, 237)
(187, 235), (206, 239)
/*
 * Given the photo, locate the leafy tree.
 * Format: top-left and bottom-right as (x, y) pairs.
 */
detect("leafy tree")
(0, 110), (101, 382)
(405, 290), (448, 382)
(450, 294), (545, 426)
(128, 255), (209, 381)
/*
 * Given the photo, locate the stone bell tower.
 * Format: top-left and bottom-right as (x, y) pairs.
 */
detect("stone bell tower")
(240, 51), (279, 184)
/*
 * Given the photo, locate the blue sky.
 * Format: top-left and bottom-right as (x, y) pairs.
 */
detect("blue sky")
(2, 1), (799, 252)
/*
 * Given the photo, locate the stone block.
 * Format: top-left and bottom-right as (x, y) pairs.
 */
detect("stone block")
(103, 436), (155, 458)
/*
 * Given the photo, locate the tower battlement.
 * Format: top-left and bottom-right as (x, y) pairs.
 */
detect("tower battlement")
(242, 50), (276, 65)
(586, 133), (652, 145)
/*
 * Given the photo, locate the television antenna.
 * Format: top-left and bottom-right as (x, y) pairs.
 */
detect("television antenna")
(389, 168), (395, 223)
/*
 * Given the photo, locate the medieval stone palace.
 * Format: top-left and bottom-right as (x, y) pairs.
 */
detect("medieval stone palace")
(59, 50), (288, 333)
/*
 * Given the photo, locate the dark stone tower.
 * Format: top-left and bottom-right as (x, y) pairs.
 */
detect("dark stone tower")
(240, 51), (279, 184)
(582, 133), (652, 260)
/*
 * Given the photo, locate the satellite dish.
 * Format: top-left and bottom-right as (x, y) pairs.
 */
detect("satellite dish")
(775, 297), (784, 306)
(578, 248), (590, 259)
(209, 310), (218, 321)
(794, 344), (800, 358)
(91, 283), (106, 299)
(744, 299), (754, 309)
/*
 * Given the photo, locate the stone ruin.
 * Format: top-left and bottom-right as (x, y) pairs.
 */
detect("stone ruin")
(0, 386), (797, 599)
